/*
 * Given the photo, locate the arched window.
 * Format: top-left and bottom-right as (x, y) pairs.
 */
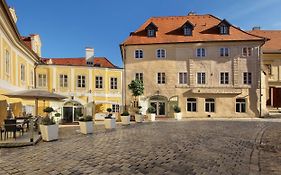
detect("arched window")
(205, 98), (215, 112)
(187, 98), (197, 112)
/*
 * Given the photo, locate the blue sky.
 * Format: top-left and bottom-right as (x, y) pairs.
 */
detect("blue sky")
(6, 0), (281, 67)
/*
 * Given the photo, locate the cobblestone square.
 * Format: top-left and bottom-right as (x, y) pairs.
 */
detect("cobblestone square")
(0, 119), (280, 175)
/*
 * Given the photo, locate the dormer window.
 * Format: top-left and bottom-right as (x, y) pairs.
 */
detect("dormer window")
(181, 20), (194, 36)
(145, 22), (158, 37)
(218, 19), (231, 35)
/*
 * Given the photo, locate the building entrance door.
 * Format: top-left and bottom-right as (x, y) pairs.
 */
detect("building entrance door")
(150, 101), (166, 116)
(63, 101), (83, 123)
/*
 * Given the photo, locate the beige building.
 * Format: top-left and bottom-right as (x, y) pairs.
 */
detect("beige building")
(249, 29), (281, 109)
(121, 14), (267, 118)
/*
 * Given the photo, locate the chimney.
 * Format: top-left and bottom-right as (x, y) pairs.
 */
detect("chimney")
(252, 26), (261, 31)
(85, 47), (94, 60)
(9, 7), (17, 23)
(187, 11), (196, 16)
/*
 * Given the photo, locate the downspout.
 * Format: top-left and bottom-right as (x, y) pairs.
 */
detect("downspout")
(34, 62), (38, 89)
(259, 39), (266, 118)
(120, 44), (127, 111)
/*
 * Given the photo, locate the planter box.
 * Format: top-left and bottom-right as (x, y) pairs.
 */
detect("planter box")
(79, 121), (93, 134)
(104, 118), (116, 129)
(148, 113), (156, 121)
(121, 116), (130, 125)
(174, 113), (182, 120)
(40, 124), (59, 141)
(135, 114), (144, 123)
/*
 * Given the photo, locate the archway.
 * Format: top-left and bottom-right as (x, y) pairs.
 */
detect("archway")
(63, 100), (83, 123)
(149, 95), (168, 117)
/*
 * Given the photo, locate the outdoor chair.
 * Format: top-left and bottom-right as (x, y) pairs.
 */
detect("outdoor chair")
(4, 119), (24, 139)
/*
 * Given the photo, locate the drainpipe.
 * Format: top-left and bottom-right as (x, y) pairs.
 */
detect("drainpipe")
(34, 63), (38, 89)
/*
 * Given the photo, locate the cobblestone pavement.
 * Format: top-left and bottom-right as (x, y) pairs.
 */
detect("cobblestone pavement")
(0, 120), (280, 175)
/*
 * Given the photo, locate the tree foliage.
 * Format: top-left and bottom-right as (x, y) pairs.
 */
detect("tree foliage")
(128, 79), (144, 97)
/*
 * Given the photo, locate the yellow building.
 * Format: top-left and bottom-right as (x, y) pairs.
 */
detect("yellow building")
(0, 0), (123, 123)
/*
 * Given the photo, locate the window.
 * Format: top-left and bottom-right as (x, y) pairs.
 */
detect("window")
(135, 73), (143, 82)
(179, 72), (187, 84)
(157, 72), (165, 84)
(20, 64), (25, 81)
(242, 47), (252, 57)
(265, 64), (272, 75)
(219, 26), (229, 34)
(110, 77), (118, 89)
(38, 74), (47, 87)
(148, 29), (155, 37)
(5, 50), (10, 74)
(187, 98), (196, 112)
(197, 72), (206, 84)
(220, 72), (229, 84)
(243, 72), (252, 85)
(112, 104), (120, 113)
(183, 27), (192, 36)
(156, 49), (166, 58)
(220, 48), (229, 57)
(236, 98), (246, 113)
(196, 48), (206, 57)
(30, 71), (34, 86)
(205, 98), (215, 112)
(77, 75), (86, 88)
(135, 49), (143, 59)
(95, 76), (103, 89)
(59, 74), (68, 88)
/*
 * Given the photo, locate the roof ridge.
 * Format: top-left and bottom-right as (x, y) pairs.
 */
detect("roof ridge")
(149, 14), (212, 19)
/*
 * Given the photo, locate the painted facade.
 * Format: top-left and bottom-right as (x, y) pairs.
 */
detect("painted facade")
(121, 14), (267, 118)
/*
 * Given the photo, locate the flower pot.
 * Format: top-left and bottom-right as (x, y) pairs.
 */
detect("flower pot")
(135, 114), (144, 123)
(148, 113), (156, 121)
(121, 115), (130, 125)
(40, 124), (59, 141)
(104, 118), (116, 129)
(79, 121), (93, 134)
(174, 113), (182, 120)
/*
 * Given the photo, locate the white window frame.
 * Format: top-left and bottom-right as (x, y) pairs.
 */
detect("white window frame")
(5, 50), (10, 75)
(157, 72), (165, 84)
(148, 29), (155, 37)
(242, 47), (253, 57)
(134, 49), (143, 59)
(220, 72), (229, 85)
(156, 49), (166, 58)
(178, 72), (187, 84)
(243, 72), (252, 85)
(95, 76), (103, 89)
(220, 47), (229, 57)
(220, 26), (229, 34)
(183, 27), (192, 36)
(38, 74), (47, 87)
(20, 64), (25, 82)
(236, 98), (246, 113)
(59, 74), (68, 88)
(205, 98), (215, 112)
(196, 48), (206, 58)
(110, 77), (118, 90)
(186, 98), (197, 112)
(135, 73), (143, 82)
(112, 104), (120, 113)
(197, 72), (206, 85)
(77, 75), (86, 88)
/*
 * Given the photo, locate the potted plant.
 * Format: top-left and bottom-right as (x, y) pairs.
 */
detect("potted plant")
(173, 105), (182, 120)
(128, 79), (144, 123)
(135, 106), (144, 123)
(104, 108), (116, 129)
(40, 107), (59, 141)
(120, 111), (130, 125)
(79, 115), (93, 134)
(147, 106), (156, 122)
(54, 112), (61, 123)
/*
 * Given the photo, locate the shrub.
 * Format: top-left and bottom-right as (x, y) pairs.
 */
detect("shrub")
(43, 107), (54, 113)
(147, 106), (156, 114)
(79, 115), (93, 122)
(173, 105), (181, 113)
(107, 108), (112, 113)
(41, 116), (55, 125)
(55, 113), (61, 117)
(121, 111), (129, 116)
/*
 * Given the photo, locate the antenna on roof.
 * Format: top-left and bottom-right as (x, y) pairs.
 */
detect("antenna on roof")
(187, 11), (196, 16)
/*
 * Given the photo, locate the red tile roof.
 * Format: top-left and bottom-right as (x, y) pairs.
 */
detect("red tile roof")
(122, 14), (265, 45)
(21, 36), (32, 49)
(248, 30), (281, 53)
(41, 57), (118, 68)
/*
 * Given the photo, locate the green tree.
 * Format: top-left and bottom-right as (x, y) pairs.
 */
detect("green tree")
(128, 79), (144, 108)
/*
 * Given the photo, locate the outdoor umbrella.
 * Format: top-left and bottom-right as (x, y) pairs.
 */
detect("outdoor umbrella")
(2, 89), (67, 116)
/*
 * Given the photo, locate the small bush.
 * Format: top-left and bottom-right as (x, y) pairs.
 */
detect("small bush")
(41, 116), (55, 125)
(43, 107), (54, 113)
(107, 108), (112, 113)
(121, 111), (129, 116)
(79, 115), (93, 122)
(173, 105), (181, 113)
(55, 113), (61, 117)
(147, 106), (156, 114)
